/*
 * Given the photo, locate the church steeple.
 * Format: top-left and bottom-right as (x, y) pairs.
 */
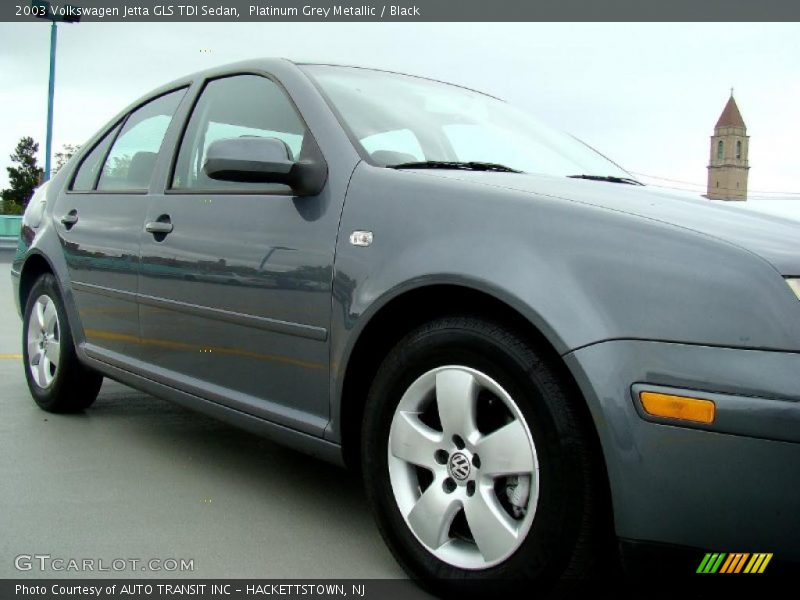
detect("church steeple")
(707, 92), (749, 200)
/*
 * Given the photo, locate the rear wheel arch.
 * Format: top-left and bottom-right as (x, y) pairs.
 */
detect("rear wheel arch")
(19, 252), (57, 312)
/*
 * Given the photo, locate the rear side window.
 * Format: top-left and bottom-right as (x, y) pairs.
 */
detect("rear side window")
(70, 123), (121, 191)
(97, 88), (186, 191)
(171, 75), (308, 191)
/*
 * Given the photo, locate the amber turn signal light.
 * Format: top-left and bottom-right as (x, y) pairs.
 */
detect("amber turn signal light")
(640, 391), (716, 424)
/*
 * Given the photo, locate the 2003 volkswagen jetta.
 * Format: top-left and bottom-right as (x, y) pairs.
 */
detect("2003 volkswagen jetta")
(11, 59), (800, 592)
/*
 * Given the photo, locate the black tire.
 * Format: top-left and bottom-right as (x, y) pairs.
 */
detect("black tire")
(22, 273), (103, 413)
(361, 316), (607, 597)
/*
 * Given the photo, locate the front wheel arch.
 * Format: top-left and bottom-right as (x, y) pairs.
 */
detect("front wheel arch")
(338, 286), (611, 501)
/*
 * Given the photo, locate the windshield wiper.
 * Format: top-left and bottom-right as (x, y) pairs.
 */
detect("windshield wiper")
(567, 174), (643, 185)
(389, 161), (521, 173)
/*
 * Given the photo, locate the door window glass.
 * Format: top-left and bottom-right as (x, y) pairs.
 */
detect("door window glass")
(172, 75), (308, 191)
(71, 123), (121, 191)
(97, 88), (186, 191)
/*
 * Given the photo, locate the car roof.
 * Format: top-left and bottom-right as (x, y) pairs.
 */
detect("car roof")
(149, 57), (502, 102)
(293, 61), (502, 100)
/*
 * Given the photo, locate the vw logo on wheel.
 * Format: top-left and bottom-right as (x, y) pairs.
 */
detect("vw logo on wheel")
(448, 452), (471, 481)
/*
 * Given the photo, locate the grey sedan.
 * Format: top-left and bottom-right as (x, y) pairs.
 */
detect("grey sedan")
(11, 59), (800, 594)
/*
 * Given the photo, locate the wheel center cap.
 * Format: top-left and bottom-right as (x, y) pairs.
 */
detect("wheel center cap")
(448, 452), (471, 481)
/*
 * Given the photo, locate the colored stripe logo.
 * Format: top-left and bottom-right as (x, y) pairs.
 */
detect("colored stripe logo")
(697, 552), (773, 574)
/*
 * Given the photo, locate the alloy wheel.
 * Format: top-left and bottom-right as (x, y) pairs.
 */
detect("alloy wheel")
(387, 365), (539, 569)
(27, 294), (61, 388)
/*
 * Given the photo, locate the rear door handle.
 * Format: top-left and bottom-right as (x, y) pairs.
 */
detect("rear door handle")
(145, 218), (173, 235)
(60, 210), (78, 228)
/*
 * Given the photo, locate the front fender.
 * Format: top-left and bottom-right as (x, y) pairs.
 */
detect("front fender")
(327, 164), (800, 439)
(335, 164), (799, 348)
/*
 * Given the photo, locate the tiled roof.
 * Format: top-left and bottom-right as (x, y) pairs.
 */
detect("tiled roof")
(716, 95), (745, 128)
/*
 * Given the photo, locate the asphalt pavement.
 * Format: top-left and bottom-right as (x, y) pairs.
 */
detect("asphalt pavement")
(0, 252), (409, 582)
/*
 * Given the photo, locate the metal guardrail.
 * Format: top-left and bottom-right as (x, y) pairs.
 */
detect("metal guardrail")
(0, 215), (22, 237)
(0, 215), (22, 249)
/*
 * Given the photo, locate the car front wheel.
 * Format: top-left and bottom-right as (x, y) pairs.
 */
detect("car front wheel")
(362, 316), (606, 595)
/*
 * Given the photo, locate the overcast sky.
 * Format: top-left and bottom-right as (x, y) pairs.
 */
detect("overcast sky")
(1, 22), (798, 217)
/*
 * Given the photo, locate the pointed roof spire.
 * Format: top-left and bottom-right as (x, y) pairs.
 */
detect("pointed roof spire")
(715, 93), (745, 129)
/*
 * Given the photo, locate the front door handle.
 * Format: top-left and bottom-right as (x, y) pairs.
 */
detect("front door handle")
(145, 215), (173, 237)
(60, 210), (78, 229)
(145, 221), (173, 234)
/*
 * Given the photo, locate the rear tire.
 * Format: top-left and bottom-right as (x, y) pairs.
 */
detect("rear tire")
(361, 316), (606, 596)
(22, 273), (103, 413)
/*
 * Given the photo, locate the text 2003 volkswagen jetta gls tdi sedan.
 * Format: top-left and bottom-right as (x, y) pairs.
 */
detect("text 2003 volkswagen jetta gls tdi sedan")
(11, 59), (800, 592)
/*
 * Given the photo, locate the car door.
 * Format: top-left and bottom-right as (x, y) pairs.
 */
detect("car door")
(53, 88), (186, 362)
(137, 74), (336, 435)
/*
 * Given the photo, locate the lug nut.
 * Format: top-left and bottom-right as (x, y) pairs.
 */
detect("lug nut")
(452, 435), (465, 449)
(472, 454), (481, 469)
(443, 478), (456, 494)
(466, 481), (476, 497)
(434, 449), (449, 464)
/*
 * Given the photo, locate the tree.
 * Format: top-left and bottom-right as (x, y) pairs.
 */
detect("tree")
(53, 143), (80, 174)
(1, 136), (43, 212)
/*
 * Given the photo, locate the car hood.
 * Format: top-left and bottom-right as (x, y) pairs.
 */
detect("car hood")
(415, 170), (800, 275)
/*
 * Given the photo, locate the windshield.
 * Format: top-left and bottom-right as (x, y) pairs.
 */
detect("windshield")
(302, 65), (632, 179)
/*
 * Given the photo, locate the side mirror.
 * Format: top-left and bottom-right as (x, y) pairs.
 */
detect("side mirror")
(203, 136), (326, 196)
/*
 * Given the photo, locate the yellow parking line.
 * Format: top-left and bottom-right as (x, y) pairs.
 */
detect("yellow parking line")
(0, 353), (22, 360)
